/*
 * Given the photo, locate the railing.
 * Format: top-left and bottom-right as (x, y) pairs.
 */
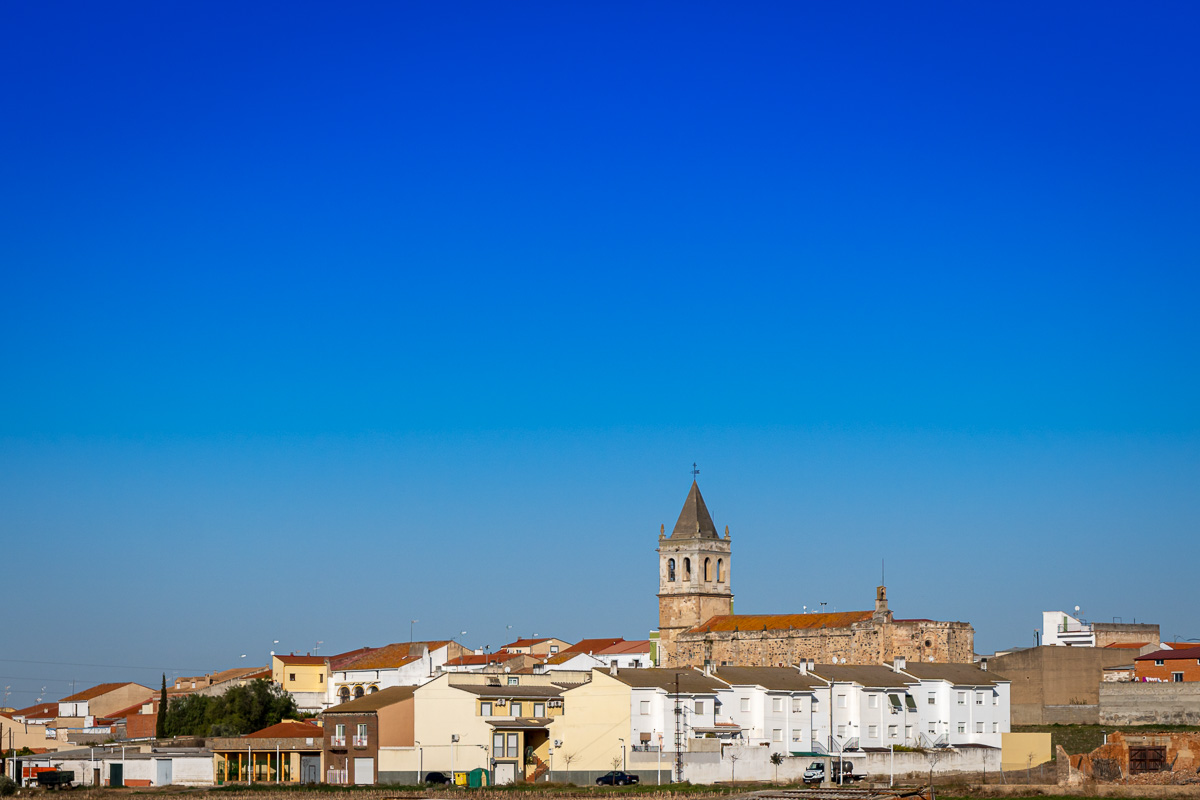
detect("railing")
(631, 744), (660, 752)
(353, 735), (368, 747)
(331, 736), (346, 747)
(326, 768), (348, 785)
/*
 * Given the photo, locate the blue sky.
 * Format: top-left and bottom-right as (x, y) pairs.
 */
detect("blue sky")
(2, 2), (1198, 703)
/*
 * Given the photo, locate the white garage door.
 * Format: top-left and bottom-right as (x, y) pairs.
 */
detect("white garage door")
(353, 758), (374, 785)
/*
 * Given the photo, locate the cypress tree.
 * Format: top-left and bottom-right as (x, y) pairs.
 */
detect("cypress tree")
(156, 674), (168, 739)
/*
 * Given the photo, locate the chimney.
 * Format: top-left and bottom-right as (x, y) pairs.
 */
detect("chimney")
(798, 661), (808, 675)
(808, 659), (815, 671)
(893, 656), (907, 672)
(609, 662), (618, 677)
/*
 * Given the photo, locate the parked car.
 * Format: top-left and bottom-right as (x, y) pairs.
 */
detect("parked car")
(596, 770), (639, 786)
(424, 771), (451, 784)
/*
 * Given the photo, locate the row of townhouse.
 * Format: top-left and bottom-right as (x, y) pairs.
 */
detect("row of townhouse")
(16, 659), (1008, 787)
(310, 659), (1007, 785)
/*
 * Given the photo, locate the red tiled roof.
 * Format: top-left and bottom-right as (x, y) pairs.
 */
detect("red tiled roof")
(245, 721), (324, 739)
(503, 638), (553, 648)
(445, 652), (525, 667)
(328, 647), (377, 669)
(1136, 646), (1200, 662)
(105, 701), (153, 720)
(1163, 642), (1200, 651)
(275, 654), (327, 665)
(543, 638), (627, 665)
(61, 682), (148, 702)
(14, 702), (58, 719)
(341, 641), (450, 670)
(597, 640), (651, 655)
(687, 610), (873, 634)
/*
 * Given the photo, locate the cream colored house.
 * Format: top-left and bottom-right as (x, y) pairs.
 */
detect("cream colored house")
(549, 667), (724, 783)
(413, 671), (585, 785)
(272, 655), (329, 712)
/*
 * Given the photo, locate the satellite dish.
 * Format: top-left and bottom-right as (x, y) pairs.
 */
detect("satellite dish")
(1074, 605), (1080, 612)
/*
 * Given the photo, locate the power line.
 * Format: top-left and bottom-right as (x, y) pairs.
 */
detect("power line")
(0, 657), (210, 671)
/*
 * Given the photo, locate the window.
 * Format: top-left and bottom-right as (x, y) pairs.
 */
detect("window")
(704, 558), (712, 581)
(957, 723), (965, 734)
(684, 558), (691, 579)
(481, 702), (492, 716)
(772, 697), (784, 712)
(354, 686), (364, 698)
(533, 703), (545, 716)
(928, 723), (936, 734)
(792, 730), (802, 742)
(927, 693), (936, 705)
(338, 687), (350, 702)
(507, 733), (518, 758)
(357, 723), (367, 737)
(668, 559), (676, 581)
(493, 733), (505, 756)
(1155, 659), (1165, 666)
(976, 722), (984, 733)
(868, 725), (878, 738)
(812, 699), (819, 712)
(1173, 672), (1184, 683)
(993, 722), (998, 733)
(740, 698), (750, 712)
(550, 645), (559, 654)
(957, 692), (965, 705)
(837, 694), (846, 708)
(511, 702), (523, 716)
(508, 677), (519, 685)
(319, 673), (323, 682)
(335, 724), (346, 738)
(369, 685), (378, 693)
(837, 725), (846, 738)
(905, 725), (913, 740)
(993, 692), (998, 705)
(792, 699), (804, 713)
(888, 725), (898, 739)
(868, 694), (878, 709)
(717, 559), (723, 582)
(772, 728), (783, 742)
(289, 673), (297, 682)
(640, 701), (650, 715)
(695, 700), (704, 714)
(975, 692), (984, 705)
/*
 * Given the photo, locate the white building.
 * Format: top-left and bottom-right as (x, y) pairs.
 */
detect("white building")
(708, 666), (825, 754)
(1042, 610), (1095, 647)
(328, 641), (464, 706)
(901, 662), (1009, 748)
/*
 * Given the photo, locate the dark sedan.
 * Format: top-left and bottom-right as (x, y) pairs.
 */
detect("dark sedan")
(596, 770), (639, 786)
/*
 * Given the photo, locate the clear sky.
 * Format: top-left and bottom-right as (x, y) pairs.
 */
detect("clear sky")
(2, 2), (1198, 705)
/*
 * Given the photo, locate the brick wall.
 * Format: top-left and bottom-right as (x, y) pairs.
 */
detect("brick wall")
(1135, 655), (1200, 682)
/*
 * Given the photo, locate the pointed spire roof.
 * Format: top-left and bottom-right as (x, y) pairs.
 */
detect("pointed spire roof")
(672, 480), (720, 538)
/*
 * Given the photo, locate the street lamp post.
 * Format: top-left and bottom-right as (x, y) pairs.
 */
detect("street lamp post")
(415, 741), (422, 784)
(618, 738), (625, 772)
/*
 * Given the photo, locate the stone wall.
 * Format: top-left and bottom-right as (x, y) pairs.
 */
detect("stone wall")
(990, 646), (1131, 724)
(667, 619), (974, 668)
(1099, 683), (1200, 725)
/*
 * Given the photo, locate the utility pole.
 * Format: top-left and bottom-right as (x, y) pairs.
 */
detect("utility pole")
(673, 673), (683, 783)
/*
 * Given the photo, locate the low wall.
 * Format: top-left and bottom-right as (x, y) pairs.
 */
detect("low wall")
(1100, 683), (1200, 725)
(678, 746), (999, 785)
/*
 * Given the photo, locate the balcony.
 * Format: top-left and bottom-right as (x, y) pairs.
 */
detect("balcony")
(353, 735), (368, 747)
(331, 736), (346, 747)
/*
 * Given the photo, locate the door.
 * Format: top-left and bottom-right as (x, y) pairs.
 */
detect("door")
(109, 763), (123, 788)
(352, 757), (374, 785)
(1130, 747), (1166, 774)
(301, 756), (320, 784)
(495, 763), (516, 785)
(155, 759), (173, 786)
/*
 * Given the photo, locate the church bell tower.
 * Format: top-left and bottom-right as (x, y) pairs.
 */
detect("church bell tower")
(657, 480), (733, 664)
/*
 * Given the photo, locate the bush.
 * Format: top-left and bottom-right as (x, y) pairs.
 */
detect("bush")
(0, 774), (17, 797)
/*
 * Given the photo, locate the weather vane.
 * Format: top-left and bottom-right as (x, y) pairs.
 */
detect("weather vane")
(691, 462), (700, 479)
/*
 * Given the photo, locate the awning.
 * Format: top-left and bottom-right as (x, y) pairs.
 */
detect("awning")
(888, 694), (902, 708)
(904, 695), (917, 710)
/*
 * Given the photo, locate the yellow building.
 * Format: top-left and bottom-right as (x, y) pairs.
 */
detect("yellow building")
(272, 654), (328, 713)
(413, 672), (583, 785)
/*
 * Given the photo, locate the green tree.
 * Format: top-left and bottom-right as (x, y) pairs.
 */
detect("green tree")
(164, 679), (298, 737)
(156, 674), (168, 739)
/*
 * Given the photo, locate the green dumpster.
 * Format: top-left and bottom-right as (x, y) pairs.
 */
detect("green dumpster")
(468, 768), (490, 788)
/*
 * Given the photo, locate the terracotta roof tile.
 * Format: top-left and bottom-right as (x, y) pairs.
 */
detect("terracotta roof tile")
(275, 655), (328, 665)
(688, 610), (873, 633)
(246, 721), (324, 739)
(1136, 646), (1200, 662)
(339, 641), (452, 670)
(596, 640), (652, 655)
(61, 682), (149, 702)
